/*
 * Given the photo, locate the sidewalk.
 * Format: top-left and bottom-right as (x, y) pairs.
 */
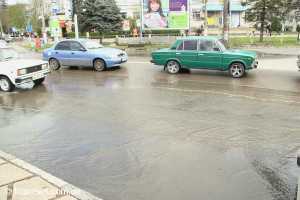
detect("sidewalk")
(244, 47), (300, 56)
(0, 151), (102, 200)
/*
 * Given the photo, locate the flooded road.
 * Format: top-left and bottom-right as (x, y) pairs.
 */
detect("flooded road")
(1, 56), (300, 200)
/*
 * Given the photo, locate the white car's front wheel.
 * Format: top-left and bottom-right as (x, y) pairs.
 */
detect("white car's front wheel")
(0, 76), (14, 92)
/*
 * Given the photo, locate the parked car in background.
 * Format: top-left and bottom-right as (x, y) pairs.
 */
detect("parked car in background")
(0, 47), (50, 92)
(0, 40), (8, 48)
(151, 36), (258, 78)
(43, 39), (128, 72)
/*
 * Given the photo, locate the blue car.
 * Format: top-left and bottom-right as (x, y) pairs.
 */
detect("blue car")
(43, 39), (128, 72)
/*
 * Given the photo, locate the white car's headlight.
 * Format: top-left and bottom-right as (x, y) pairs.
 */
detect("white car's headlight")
(42, 63), (48, 70)
(17, 68), (27, 76)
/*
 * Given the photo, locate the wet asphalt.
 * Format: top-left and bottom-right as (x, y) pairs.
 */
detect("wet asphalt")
(1, 55), (300, 200)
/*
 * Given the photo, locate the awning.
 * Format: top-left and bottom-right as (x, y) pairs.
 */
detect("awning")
(206, 4), (247, 12)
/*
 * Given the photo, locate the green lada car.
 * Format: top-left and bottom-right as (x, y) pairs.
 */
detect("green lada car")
(151, 36), (258, 78)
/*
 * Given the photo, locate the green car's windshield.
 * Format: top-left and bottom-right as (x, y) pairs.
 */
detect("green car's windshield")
(81, 40), (103, 49)
(216, 40), (226, 51)
(0, 48), (18, 61)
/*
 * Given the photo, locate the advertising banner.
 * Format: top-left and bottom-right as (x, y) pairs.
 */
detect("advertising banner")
(143, 0), (189, 30)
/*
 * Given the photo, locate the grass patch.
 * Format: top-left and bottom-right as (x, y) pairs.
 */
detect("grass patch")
(229, 36), (300, 48)
(21, 42), (53, 52)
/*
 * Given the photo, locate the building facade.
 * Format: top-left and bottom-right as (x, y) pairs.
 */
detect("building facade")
(116, 0), (248, 30)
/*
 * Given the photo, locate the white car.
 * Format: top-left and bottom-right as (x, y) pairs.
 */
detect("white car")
(0, 47), (50, 92)
(0, 40), (7, 48)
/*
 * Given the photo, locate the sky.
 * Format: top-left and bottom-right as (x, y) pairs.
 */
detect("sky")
(7, 0), (29, 5)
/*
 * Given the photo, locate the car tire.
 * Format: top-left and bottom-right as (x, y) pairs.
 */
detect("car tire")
(229, 62), (245, 78)
(34, 77), (45, 86)
(166, 60), (180, 74)
(93, 59), (106, 72)
(49, 58), (61, 71)
(0, 76), (14, 92)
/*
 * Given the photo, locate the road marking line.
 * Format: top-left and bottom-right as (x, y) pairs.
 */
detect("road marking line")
(151, 86), (300, 104)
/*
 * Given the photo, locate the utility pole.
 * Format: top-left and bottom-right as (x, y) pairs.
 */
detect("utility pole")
(74, 14), (79, 39)
(41, 0), (47, 44)
(203, 0), (208, 36)
(139, 0), (143, 42)
(0, 19), (3, 37)
(222, 0), (230, 47)
(72, 0), (79, 39)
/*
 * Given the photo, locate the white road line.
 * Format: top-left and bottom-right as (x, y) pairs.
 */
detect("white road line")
(151, 86), (300, 104)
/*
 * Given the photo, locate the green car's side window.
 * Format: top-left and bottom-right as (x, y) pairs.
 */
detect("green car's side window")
(183, 40), (198, 51)
(170, 40), (181, 50)
(176, 40), (198, 51)
(199, 39), (221, 52)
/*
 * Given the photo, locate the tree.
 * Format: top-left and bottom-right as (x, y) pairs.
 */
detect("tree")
(7, 4), (27, 30)
(246, 0), (287, 42)
(297, 24), (300, 41)
(271, 17), (282, 34)
(0, 0), (7, 34)
(78, 0), (123, 35)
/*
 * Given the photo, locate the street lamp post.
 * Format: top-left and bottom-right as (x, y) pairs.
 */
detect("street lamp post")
(203, 0), (208, 36)
(140, 0), (143, 42)
(41, 0), (47, 44)
(0, 19), (3, 37)
(223, 0), (230, 47)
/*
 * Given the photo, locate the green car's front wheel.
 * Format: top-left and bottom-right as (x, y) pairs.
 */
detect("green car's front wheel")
(166, 60), (180, 74)
(229, 62), (245, 78)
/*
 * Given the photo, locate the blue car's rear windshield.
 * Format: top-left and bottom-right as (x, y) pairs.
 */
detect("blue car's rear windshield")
(81, 40), (103, 49)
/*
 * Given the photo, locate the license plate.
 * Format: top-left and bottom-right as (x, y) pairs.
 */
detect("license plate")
(32, 73), (44, 80)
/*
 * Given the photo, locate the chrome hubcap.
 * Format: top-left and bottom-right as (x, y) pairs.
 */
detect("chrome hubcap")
(0, 79), (9, 91)
(95, 60), (104, 71)
(167, 61), (179, 74)
(50, 60), (58, 70)
(231, 64), (243, 77)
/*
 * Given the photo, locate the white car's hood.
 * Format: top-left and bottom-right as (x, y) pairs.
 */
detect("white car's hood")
(1, 59), (47, 70)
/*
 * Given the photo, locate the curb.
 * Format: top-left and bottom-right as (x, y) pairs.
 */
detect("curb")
(0, 150), (102, 200)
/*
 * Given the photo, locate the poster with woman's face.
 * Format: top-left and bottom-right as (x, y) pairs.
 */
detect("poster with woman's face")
(143, 0), (189, 30)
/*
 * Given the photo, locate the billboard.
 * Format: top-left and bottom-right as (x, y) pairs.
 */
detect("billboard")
(143, 0), (189, 30)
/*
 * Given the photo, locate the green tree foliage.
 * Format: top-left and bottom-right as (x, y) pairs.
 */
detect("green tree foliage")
(297, 24), (300, 41)
(0, 0), (7, 32)
(78, 0), (123, 34)
(7, 4), (27, 30)
(246, 0), (293, 42)
(0, 0), (7, 9)
(271, 17), (282, 33)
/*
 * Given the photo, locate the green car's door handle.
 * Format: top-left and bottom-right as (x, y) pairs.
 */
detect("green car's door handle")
(176, 53), (181, 55)
(198, 53), (204, 56)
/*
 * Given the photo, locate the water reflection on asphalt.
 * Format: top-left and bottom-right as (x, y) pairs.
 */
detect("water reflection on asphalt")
(0, 56), (300, 200)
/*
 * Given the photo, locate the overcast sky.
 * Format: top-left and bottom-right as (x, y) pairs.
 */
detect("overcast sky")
(7, 0), (29, 5)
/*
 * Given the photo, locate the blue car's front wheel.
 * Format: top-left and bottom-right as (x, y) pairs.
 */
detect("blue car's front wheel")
(94, 59), (106, 72)
(49, 58), (60, 71)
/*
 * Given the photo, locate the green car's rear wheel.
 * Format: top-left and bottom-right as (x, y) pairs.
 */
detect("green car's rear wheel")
(229, 62), (245, 78)
(166, 60), (180, 74)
